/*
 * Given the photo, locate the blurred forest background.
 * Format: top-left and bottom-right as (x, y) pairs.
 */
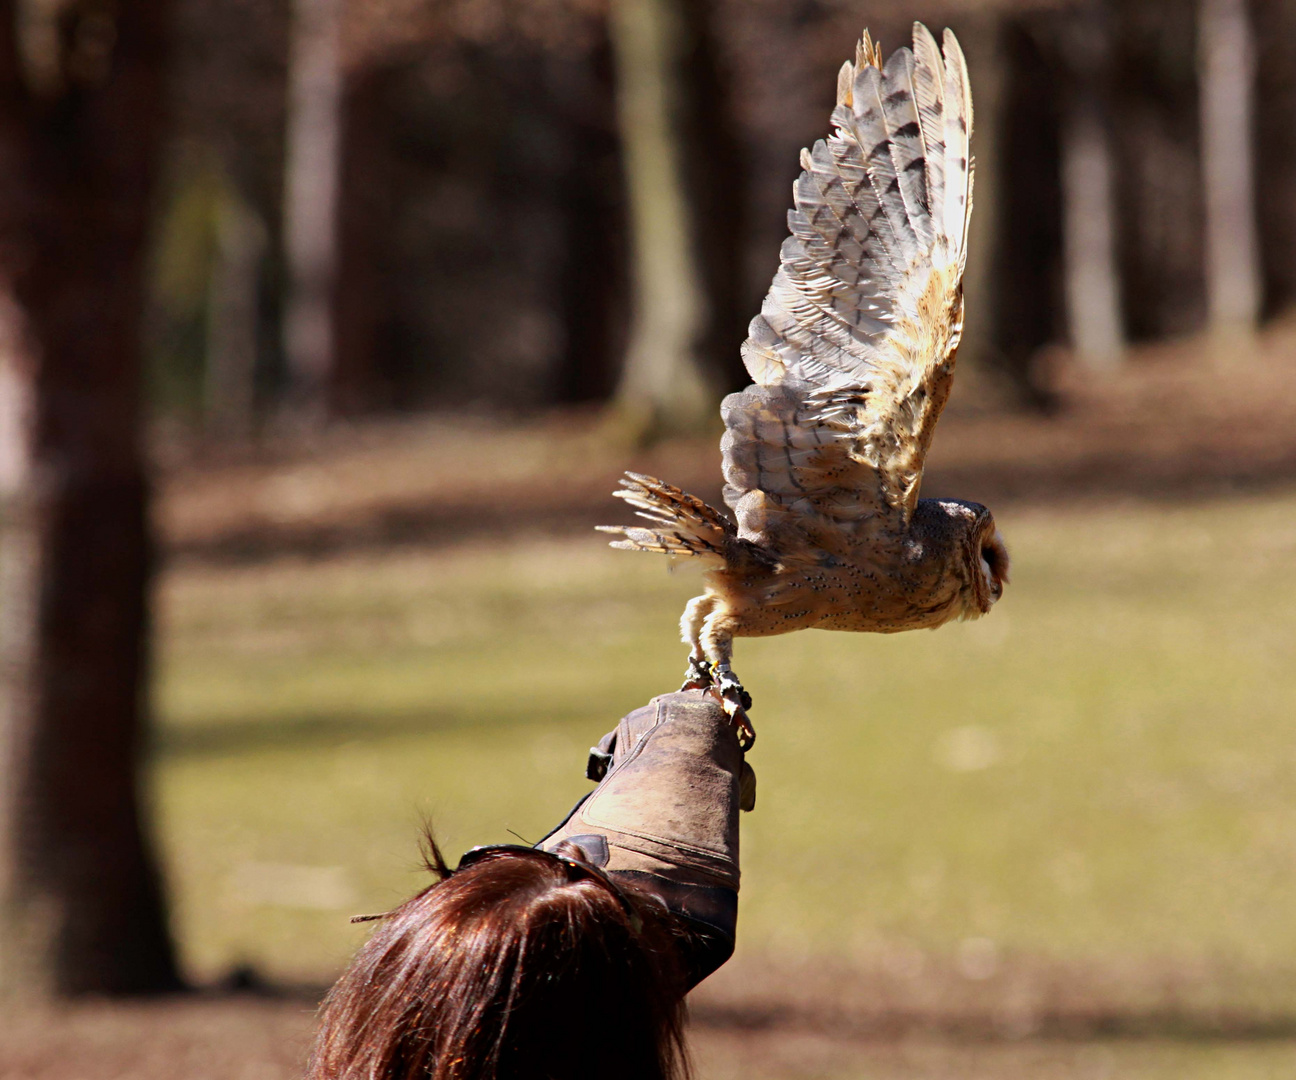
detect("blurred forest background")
(4, 0), (1296, 1077)
(152, 0), (1296, 426)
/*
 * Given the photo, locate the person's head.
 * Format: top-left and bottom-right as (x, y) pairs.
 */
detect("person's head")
(307, 840), (690, 1080)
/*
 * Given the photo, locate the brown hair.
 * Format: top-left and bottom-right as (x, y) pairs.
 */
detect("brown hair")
(307, 840), (690, 1080)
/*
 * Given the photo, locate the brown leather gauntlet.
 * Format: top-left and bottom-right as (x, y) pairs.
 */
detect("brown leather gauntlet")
(536, 690), (755, 987)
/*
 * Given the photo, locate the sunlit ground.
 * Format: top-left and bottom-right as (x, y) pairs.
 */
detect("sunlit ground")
(691, 1031), (1296, 1080)
(152, 489), (1296, 1077)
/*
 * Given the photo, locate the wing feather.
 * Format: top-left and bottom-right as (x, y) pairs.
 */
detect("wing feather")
(882, 48), (935, 252)
(725, 23), (973, 543)
(847, 63), (917, 267)
(911, 24), (947, 240)
(721, 383), (886, 557)
(941, 27), (974, 270)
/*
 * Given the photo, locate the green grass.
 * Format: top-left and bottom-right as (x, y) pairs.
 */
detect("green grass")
(154, 492), (1296, 1000)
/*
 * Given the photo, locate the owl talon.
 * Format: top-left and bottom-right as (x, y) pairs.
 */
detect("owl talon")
(714, 666), (752, 712)
(680, 656), (713, 692)
(724, 701), (756, 752)
(713, 665), (755, 750)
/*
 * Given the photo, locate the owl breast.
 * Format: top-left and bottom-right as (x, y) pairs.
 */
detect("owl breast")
(707, 533), (967, 639)
(809, 546), (967, 634)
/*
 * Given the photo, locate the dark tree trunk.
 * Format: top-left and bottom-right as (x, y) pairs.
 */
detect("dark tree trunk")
(552, 26), (627, 405)
(1252, 0), (1296, 317)
(1108, 0), (1207, 343)
(675, 0), (746, 395)
(953, 15), (1008, 391)
(0, 0), (180, 996)
(331, 62), (393, 415)
(988, 17), (1065, 404)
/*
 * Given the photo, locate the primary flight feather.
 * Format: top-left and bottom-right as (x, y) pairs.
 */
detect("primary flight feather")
(600, 24), (1010, 744)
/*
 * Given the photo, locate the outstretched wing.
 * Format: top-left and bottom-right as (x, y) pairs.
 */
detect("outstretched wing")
(724, 23), (973, 552)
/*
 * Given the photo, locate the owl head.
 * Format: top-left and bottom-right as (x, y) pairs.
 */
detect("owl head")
(922, 499), (1010, 619)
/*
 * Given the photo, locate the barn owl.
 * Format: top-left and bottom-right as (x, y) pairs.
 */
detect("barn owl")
(599, 24), (1009, 746)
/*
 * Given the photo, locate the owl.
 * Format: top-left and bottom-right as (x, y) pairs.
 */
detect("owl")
(600, 24), (1009, 747)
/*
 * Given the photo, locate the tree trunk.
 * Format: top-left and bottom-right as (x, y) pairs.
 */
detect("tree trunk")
(1251, 0), (1296, 317)
(1060, 91), (1124, 367)
(1057, 7), (1124, 369)
(330, 63), (382, 415)
(552, 26), (626, 405)
(673, 1), (746, 396)
(282, 0), (343, 423)
(953, 16), (1011, 398)
(608, 0), (716, 438)
(0, 0), (180, 996)
(990, 17), (1065, 402)
(1199, 0), (1261, 334)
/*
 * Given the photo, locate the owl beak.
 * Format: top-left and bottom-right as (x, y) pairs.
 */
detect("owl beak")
(977, 554), (998, 606)
(984, 529), (1010, 601)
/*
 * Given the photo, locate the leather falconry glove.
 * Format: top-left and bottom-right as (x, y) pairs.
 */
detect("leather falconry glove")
(535, 690), (756, 987)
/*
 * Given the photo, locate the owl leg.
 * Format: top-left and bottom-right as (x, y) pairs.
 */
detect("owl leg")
(679, 594), (716, 691)
(699, 613), (755, 750)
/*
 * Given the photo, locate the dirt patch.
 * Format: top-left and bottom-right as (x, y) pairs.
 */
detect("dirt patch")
(692, 953), (1296, 1043)
(0, 993), (316, 1080)
(7, 956), (1296, 1080)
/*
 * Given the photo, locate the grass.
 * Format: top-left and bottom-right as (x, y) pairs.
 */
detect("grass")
(154, 490), (1296, 1011)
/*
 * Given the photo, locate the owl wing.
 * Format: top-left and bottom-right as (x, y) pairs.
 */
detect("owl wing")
(723, 24), (973, 556)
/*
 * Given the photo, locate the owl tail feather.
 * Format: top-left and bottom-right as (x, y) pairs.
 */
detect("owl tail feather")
(597, 472), (734, 563)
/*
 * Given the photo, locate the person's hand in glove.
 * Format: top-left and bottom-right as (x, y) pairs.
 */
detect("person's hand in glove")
(531, 690), (756, 987)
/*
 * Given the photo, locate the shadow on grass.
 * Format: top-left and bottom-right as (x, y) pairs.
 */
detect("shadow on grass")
(154, 979), (1296, 1046)
(164, 460), (1296, 569)
(154, 703), (608, 760)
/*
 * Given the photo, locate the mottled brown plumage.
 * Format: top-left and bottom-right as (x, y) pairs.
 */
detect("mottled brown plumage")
(599, 25), (1010, 740)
